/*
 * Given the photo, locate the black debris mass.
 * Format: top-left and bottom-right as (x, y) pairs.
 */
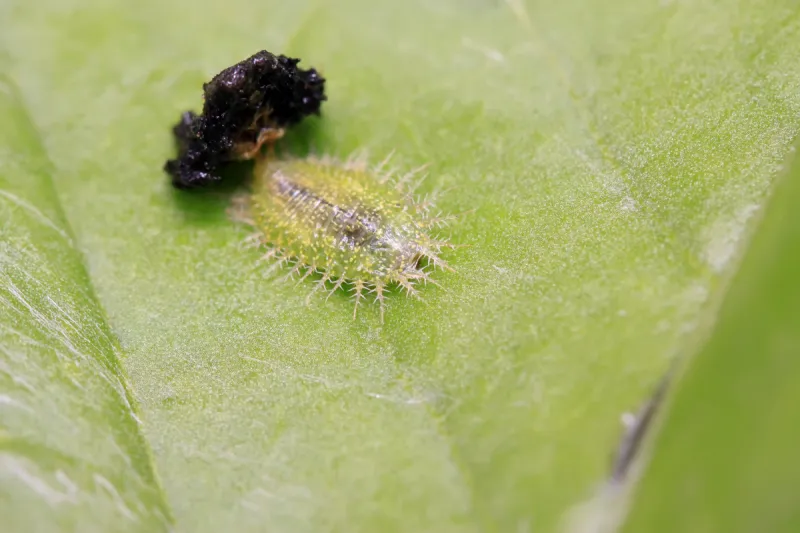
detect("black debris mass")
(165, 51), (326, 189)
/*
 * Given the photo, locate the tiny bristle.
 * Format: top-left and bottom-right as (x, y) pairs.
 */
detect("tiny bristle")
(374, 283), (387, 323)
(242, 233), (263, 249)
(257, 248), (279, 263)
(305, 272), (331, 305)
(412, 189), (448, 214)
(264, 255), (291, 276)
(374, 150), (396, 174)
(396, 277), (422, 300)
(396, 164), (431, 194)
(427, 254), (454, 273)
(352, 279), (367, 319)
(419, 212), (457, 229)
(327, 277), (346, 302)
(378, 166), (397, 185)
(406, 269), (445, 290)
(280, 261), (304, 282)
(295, 265), (315, 286)
(344, 148), (370, 171)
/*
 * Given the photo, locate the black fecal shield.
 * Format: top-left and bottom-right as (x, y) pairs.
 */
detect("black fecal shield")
(165, 50), (326, 190)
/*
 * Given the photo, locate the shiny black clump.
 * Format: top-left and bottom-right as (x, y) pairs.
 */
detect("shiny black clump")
(165, 51), (326, 189)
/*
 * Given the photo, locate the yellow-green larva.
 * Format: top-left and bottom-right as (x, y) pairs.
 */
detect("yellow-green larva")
(233, 154), (456, 321)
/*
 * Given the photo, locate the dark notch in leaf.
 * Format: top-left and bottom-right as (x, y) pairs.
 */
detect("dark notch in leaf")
(610, 370), (673, 484)
(164, 50), (326, 189)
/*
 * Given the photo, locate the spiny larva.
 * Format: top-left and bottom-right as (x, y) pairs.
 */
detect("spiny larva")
(232, 153), (459, 321)
(163, 50), (459, 321)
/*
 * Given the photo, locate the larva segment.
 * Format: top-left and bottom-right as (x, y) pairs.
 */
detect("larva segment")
(237, 154), (456, 321)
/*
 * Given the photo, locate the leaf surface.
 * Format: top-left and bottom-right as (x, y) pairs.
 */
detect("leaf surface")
(1, 0), (799, 531)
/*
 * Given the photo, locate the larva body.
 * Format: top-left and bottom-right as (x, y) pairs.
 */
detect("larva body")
(239, 155), (454, 320)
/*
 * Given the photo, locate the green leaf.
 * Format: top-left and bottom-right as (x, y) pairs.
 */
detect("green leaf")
(0, 77), (170, 531)
(622, 144), (800, 532)
(1, 0), (799, 531)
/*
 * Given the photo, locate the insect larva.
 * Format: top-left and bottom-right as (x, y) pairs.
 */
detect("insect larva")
(164, 50), (460, 320)
(233, 153), (458, 321)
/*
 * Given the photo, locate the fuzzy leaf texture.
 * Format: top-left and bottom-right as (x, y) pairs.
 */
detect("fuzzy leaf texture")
(1, 1), (799, 532)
